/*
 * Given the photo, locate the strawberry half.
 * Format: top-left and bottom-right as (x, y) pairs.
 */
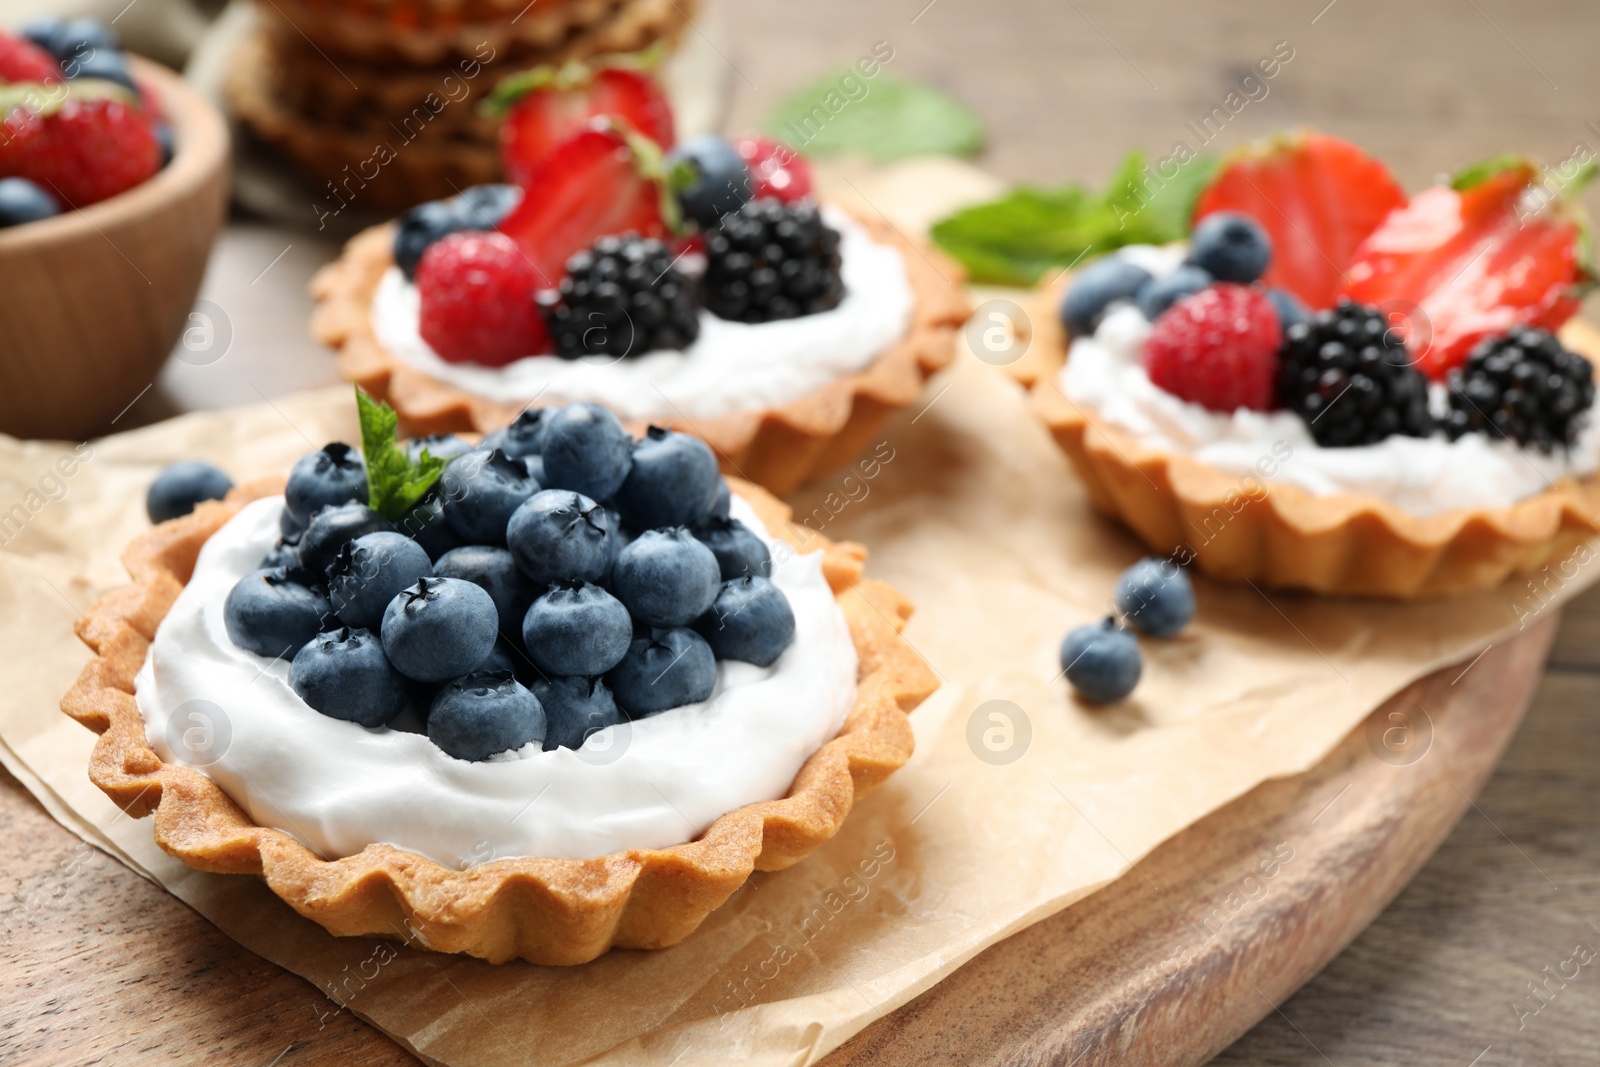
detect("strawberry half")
(1340, 159), (1593, 379)
(0, 33), (60, 84)
(0, 81), (160, 208)
(1193, 130), (1406, 310)
(490, 60), (673, 188)
(495, 119), (674, 284)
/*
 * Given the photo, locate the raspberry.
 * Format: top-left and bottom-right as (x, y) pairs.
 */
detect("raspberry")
(416, 231), (551, 366)
(733, 136), (812, 203)
(0, 33), (61, 84)
(0, 92), (160, 208)
(1143, 283), (1281, 412)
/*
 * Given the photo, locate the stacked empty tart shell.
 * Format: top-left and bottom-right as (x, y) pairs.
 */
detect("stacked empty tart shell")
(226, 0), (699, 209)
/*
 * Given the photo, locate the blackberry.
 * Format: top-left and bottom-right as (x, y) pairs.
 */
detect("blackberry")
(539, 235), (700, 359)
(1278, 300), (1433, 447)
(703, 199), (844, 323)
(1443, 327), (1594, 452)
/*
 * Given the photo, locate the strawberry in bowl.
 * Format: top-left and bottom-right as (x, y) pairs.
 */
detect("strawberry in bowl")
(312, 53), (969, 496)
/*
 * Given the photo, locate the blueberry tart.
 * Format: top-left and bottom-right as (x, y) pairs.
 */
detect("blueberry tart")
(62, 393), (935, 964)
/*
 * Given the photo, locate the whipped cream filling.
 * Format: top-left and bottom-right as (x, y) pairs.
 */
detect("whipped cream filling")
(371, 206), (914, 423)
(134, 496), (858, 867)
(1060, 246), (1600, 518)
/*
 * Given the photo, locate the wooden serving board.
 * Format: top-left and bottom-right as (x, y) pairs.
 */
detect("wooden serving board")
(1, 615), (1553, 1065)
(823, 617), (1557, 1067)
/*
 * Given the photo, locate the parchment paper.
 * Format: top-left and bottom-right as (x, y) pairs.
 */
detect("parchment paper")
(2, 352), (1595, 1065)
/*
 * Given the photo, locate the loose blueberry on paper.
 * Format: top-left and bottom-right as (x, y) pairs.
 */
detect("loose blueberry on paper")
(218, 388), (797, 760)
(1060, 556), (1197, 704)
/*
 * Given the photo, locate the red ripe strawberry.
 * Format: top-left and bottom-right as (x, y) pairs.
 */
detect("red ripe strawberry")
(0, 88), (161, 208)
(1193, 131), (1406, 310)
(416, 231), (551, 366)
(1144, 283), (1282, 412)
(0, 33), (61, 84)
(733, 135), (812, 203)
(495, 120), (671, 283)
(495, 64), (673, 188)
(1340, 160), (1591, 379)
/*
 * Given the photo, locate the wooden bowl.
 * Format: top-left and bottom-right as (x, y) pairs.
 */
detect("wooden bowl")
(0, 57), (230, 440)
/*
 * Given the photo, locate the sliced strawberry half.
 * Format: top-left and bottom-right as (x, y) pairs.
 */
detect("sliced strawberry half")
(495, 119), (674, 283)
(1193, 130), (1406, 310)
(1340, 159), (1593, 379)
(490, 59), (674, 188)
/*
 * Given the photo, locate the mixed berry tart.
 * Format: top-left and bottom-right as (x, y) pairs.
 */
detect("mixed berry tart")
(312, 56), (968, 496)
(62, 391), (935, 965)
(1021, 131), (1600, 597)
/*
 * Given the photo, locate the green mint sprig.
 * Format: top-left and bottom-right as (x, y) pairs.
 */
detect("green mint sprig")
(929, 149), (1220, 286)
(355, 386), (446, 520)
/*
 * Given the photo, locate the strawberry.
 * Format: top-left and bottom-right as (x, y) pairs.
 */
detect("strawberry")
(0, 84), (160, 208)
(1144, 284), (1282, 412)
(1340, 159), (1592, 379)
(1193, 131), (1406, 310)
(416, 231), (551, 366)
(733, 135), (813, 203)
(495, 120), (673, 284)
(491, 61), (673, 188)
(0, 33), (60, 85)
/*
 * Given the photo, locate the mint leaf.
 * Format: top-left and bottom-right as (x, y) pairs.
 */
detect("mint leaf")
(930, 150), (1219, 286)
(355, 387), (446, 520)
(761, 73), (983, 161)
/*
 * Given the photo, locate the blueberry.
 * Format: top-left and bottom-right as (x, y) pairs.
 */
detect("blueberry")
(1060, 619), (1142, 704)
(327, 531), (434, 632)
(667, 134), (752, 230)
(1114, 557), (1195, 638)
(1061, 255), (1152, 336)
(606, 628), (717, 717)
(439, 449), (540, 545)
(1265, 287), (1310, 331)
(0, 178), (60, 228)
(505, 489), (612, 585)
(692, 516), (771, 580)
(534, 676), (623, 751)
(381, 576), (499, 682)
(480, 408), (548, 460)
(456, 184), (522, 227)
(522, 454), (546, 486)
(539, 403), (633, 501)
(710, 479), (732, 520)
(610, 528), (721, 628)
(63, 47), (136, 93)
(44, 18), (119, 62)
(428, 672), (545, 760)
(478, 637), (538, 686)
(404, 433), (475, 464)
(433, 544), (532, 634)
(153, 122), (174, 167)
(1136, 264), (1212, 321)
(289, 627), (409, 727)
(613, 427), (720, 531)
(694, 577), (795, 666)
(394, 493), (466, 560)
(260, 531), (301, 570)
(146, 461), (232, 523)
(224, 567), (331, 659)
(393, 187), (523, 280)
(280, 508), (306, 538)
(19, 17), (63, 53)
(521, 580), (632, 677)
(285, 443), (367, 528)
(1187, 212), (1272, 284)
(298, 502), (391, 577)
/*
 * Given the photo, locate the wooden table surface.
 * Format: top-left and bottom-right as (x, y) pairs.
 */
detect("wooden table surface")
(7, 0), (1600, 1063)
